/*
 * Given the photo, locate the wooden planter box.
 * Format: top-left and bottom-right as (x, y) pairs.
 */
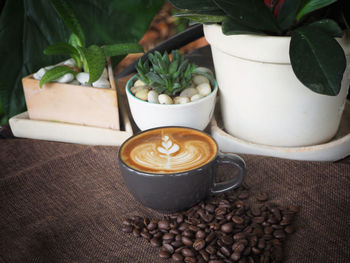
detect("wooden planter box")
(22, 59), (120, 130)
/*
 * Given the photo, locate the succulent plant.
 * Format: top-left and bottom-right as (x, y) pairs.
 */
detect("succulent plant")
(135, 50), (197, 96)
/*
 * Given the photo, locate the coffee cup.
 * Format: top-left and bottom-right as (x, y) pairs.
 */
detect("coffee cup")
(118, 126), (246, 212)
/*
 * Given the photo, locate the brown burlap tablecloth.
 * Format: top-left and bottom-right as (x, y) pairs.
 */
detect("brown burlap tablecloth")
(1, 138), (349, 262)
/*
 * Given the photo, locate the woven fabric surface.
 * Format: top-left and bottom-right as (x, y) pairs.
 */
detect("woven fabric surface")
(0, 139), (349, 263)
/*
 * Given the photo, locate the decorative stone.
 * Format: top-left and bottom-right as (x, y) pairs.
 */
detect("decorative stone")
(135, 88), (149, 101)
(62, 58), (76, 67)
(134, 79), (147, 88)
(131, 86), (148, 95)
(147, 90), (159, 103)
(45, 65), (55, 71)
(33, 68), (46, 80)
(193, 75), (209, 86)
(180, 87), (198, 98)
(69, 79), (80, 85)
(158, 94), (173, 104)
(76, 72), (90, 85)
(100, 68), (108, 80)
(92, 79), (111, 89)
(196, 83), (211, 96)
(55, 73), (74, 83)
(174, 96), (190, 104)
(195, 67), (214, 76)
(191, 94), (204, 102)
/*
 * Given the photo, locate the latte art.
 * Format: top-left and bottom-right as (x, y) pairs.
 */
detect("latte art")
(120, 127), (217, 173)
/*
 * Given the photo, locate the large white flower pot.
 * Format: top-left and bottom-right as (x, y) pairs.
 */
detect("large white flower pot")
(204, 24), (350, 147)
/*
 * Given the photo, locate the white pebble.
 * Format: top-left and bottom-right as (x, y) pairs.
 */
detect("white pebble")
(69, 79), (80, 85)
(62, 58), (76, 67)
(33, 68), (47, 80)
(100, 68), (108, 80)
(147, 90), (159, 103)
(158, 94), (173, 104)
(193, 75), (209, 86)
(135, 88), (149, 101)
(92, 79), (111, 89)
(195, 67), (214, 76)
(76, 72), (90, 85)
(131, 86), (148, 95)
(180, 87), (198, 98)
(191, 94), (204, 102)
(55, 73), (74, 83)
(196, 83), (212, 96)
(174, 96), (190, 104)
(45, 65), (55, 71)
(134, 79), (147, 87)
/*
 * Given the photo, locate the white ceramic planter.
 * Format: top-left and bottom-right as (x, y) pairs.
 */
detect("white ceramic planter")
(126, 75), (218, 131)
(204, 24), (350, 147)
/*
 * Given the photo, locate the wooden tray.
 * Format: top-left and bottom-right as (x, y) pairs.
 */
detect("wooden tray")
(210, 101), (350, 161)
(9, 96), (133, 146)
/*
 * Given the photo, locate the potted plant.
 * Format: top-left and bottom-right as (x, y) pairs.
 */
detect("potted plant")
(126, 50), (218, 130)
(169, 0), (350, 147)
(22, 0), (143, 130)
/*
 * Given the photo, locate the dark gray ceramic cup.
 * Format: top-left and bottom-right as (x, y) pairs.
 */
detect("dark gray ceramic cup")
(118, 127), (246, 212)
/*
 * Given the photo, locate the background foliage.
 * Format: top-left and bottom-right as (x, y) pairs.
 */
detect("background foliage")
(0, 0), (164, 123)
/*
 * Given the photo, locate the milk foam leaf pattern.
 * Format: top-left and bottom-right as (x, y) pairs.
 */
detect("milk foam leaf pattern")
(290, 26), (346, 95)
(135, 50), (197, 96)
(39, 66), (77, 88)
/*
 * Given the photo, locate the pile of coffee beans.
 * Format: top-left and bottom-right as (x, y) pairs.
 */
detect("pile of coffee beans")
(122, 188), (298, 263)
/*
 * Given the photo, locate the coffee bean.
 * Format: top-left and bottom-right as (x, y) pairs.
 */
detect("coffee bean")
(221, 235), (233, 245)
(183, 229), (194, 238)
(140, 230), (152, 240)
(181, 236), (193, 247)
(252, 216), (265, 224)
(205, 232), (216, 243)
(150, 238), (161, 247)
(153, 231), (162, 239)
(264, 226), (273, 235)
(162, 232), (174, 241)
(171, 240), (183, 248)
(238, 191), (249, 200)
(256, 192), (268, 202)
(231, 252), (241, 261)
(216, 207), (227, 216)
(122, 219), (133, 226)
(158, 220), (170, 230)
(232, 216), (244, 224)
(172, 253), (184, 262)
(288, 205), (300, 213)
(200, 250), (210, 261)
(196, 230), (206, 239)
(159, 250), (170, 259)
(206, 245), (217, 255)
(280, 218), (291, 226)
(252, 247), (261, 255)
(177, 214), (184, 224)
(233, 232), (246, 240)
(258, 238), (265, 249)
(221, 223), (234, 233)
(182, 248), (195, 257)
(251, 205), (261, 216)
(132, 228), (140, 237)
(273, 230), (286, 239)
(284, 225), (295, 234)
(205, 204), (216, 213)
(208, 260), (224, 263)
(163, 243), (174, 254)
(121, 226), (133, 233)
(220, 246), (231, 257)
(193, 239), (206, 251)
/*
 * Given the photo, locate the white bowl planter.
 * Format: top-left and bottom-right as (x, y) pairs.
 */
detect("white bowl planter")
(126, 75), (218, 131)
(204, 24), (350, 147)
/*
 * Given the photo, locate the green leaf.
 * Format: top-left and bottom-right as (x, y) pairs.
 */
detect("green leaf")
(50, 0), (85, 46)
(44, 42), (80, 57)
(213, 0), (282, 34)
(102, 43), (143, 57)
(146, 72), (164, 85)
(168, 0), (225, 15)
(277, 0), (301, 30)
(307, 19), (344, 37)
(290, 26), (346, 95)
(174, 11), (225, 23)
(0, 0), (163, 118)
(40, 66), (77, 88)
(222, 18), (265, 35)
(78, 45), (106, 83)
(296, 0), (337, 21)
(68, 33), (84, 48)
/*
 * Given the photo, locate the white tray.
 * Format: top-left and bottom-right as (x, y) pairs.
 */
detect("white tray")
(211, 101), (350, 161)
(9, 102), (133, 146)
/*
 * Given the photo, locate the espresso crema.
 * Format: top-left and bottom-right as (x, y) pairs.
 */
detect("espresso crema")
(120, 127), (217, 173)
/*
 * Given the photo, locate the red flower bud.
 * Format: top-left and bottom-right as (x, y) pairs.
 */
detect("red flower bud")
(264, 0), (284, 17)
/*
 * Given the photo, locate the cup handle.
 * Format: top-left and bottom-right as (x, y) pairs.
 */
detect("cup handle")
(210, 153), (246, 195)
